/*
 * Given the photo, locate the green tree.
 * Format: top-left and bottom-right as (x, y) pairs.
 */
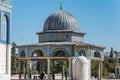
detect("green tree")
(54, 61), (63, 73)
(11, 42), (19, 74)
(91, 61), (98, 78)
(104, 58), (116, 73)
(102, 63), (109, 76)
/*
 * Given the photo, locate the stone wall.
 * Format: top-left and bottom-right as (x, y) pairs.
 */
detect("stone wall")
(0, 43), (11, 80)
(0, 44), (7, 74)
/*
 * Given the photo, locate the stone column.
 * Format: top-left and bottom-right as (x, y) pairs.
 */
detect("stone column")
(40, 61), (43, 74)
(71, 59), (73, 80)
(68, 58), (72, 79)
(100, 62), (103, 80)
(19, 60), (21, 79)
(62, 62), (64, 80)
(98, 61), (101, 80)
(24, 60), (27, 79)
(29, 60), (32, 79)
(52, 60), (55, 80)
(25, 60), (27, 79)
(27, 60), (30, 80)
(47, 58), (51, 79)
(115, 66), (117, 78)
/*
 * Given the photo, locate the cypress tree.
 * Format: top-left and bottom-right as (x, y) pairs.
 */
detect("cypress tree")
(11, 42), (19, 74)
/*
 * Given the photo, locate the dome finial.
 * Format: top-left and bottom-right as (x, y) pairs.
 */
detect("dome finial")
(60, 3), (62, 10)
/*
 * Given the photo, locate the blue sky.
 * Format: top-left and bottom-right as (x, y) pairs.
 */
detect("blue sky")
(12, 0), (120, 52)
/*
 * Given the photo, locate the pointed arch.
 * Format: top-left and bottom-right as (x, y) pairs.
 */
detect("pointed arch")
(51, 48), (69, 57)
(31, 49), (45, 57)
(1, 14), (8, 40)
(94, 51), (101, 58)
(78, 49), (86, 56)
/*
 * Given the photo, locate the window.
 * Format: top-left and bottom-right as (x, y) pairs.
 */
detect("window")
(1, 15), (7, 40)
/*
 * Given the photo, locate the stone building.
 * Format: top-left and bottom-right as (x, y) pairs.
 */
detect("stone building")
(0, 0), (12, 80)
(18, 6), (105, 80)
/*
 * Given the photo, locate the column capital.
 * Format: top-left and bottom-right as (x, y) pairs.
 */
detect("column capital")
(68, 58), (72, 61)
(47, 58), (51, 61)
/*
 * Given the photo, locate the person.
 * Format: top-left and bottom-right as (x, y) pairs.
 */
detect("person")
(40, 72), (45, 79)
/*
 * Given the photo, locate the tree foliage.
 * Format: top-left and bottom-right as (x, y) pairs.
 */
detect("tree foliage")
(54, 61), (63, 73)
(11, 42), (19, 74)
(91, 61), (98, 78)
(104, 58), (116, 73)
(54, 61), (68, 73)
(91, 57), (116, 77)
(102, 64), (109, 76)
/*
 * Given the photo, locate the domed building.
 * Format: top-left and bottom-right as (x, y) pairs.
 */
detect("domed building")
(18, 7), (105, 80)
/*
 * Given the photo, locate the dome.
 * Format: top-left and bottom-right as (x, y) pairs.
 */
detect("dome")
(43, 10), (79, 32)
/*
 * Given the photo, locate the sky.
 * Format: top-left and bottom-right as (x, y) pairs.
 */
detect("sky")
(11, 0), (120, 52)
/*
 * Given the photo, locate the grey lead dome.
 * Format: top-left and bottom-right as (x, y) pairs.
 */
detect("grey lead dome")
(43, 10), (79, 32)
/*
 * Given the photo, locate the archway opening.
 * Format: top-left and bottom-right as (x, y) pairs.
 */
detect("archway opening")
(94, 51), (101, 58)
(30, 50), (46, 79)
(78, 49), (86, 56)
(53, 50), (68, 57)
(52, 50), (69, 80)
(31, 50), (44, 57)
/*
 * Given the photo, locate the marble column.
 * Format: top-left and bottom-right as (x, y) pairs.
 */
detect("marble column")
(40, 61), (43, 74)
(29, 60), (32, 79)
(71, 59), (73, 80)
(98, 61), (101, 80)
(47, 58), (51, 79)
(62, 62), (64, 80)
(68, 58), (72, 79)
(19, 60), (21, 79)
(24, 60), (27, 79)
(52, 60), (55, 80)
(27, 60), (30, 80)
(100, 62), (102, 80)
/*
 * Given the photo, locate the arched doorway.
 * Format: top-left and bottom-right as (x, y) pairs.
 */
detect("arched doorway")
(51, 49), (69, 80)
(94, 51), (101, 58)
(78, 49), (86, 56)
(31, 50), (45, 57)
(30, 49), (46, 79)
(91, 51), (102, 80)
(53, 50), (68, 57)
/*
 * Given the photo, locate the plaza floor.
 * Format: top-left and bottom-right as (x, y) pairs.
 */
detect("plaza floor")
(11, 74), (120, 80)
